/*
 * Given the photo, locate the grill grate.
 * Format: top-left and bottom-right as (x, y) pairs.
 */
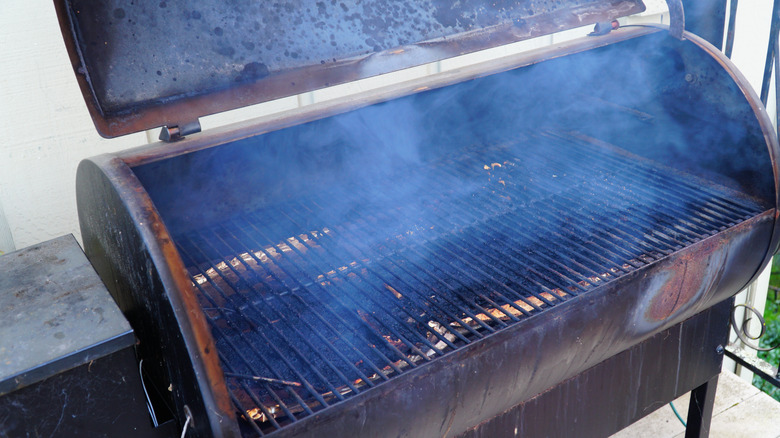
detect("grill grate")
(174, 131), (764, 434)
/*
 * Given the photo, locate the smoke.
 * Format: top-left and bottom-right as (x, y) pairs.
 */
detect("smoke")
(133, 29), (772, 309)
(123, 30), (779, 414)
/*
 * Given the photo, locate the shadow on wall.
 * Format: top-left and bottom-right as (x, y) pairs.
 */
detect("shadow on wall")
(0, 201), (15, 254)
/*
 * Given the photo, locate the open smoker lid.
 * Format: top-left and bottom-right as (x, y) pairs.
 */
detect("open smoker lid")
(55, 0), (645, 138)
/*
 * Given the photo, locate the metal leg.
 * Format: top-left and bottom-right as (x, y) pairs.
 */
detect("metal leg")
(685, 375), (719, 438)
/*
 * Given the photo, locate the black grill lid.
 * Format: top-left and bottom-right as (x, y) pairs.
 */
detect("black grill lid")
(55, 0), (645, 138)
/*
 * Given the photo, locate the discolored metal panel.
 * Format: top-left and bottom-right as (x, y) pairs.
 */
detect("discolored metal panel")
(0, 235), (133, 396)
(55, 0), (645, 137)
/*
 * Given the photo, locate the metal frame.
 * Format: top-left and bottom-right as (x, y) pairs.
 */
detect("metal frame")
(459, 299), (731, 438)
(685, 376), (719, 438)
(725, 347), (780, 388)
(761, 0), (780, 147)
(724, 0), (738, 58)
(726, 286), (780, 390)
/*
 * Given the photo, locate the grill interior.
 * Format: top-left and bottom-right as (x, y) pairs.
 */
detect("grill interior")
(172, 130), (764, 434)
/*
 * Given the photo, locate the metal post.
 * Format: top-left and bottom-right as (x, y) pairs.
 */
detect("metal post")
(760, 0), (780, 106)
(665, 0), (686, 40)
(685, 375), (719, 438)
(724, 0), (738, 59)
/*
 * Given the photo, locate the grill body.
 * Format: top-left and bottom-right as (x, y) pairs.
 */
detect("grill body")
(77, 27), (780, 437)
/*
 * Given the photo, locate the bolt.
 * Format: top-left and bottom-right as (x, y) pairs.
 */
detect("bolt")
(715, 345), (724, 355)
(685, 73), (695, 83)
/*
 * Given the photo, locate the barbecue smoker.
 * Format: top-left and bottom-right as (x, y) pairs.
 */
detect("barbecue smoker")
(56, 0), (779, 437)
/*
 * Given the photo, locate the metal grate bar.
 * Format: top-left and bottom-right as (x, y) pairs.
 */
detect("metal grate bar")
(280, 202), (485, 341)
(436, 164), (656, 274)
(180, 235), (333, 408)
(175, 131), (765, 433)
(235, 220), (426, 370)
(322, 154), (602, 296)
(297, 206), (504, 333)
(456, 192), (637, 277)
(216, 223), (411, 375)
(241, 213), (442, 359)
(548, 132), (758, 220)
(420, 215), (565, 305)
(433, 150), (672, 266)
(230, 391), (268, 436)
(348, 206), (532, 319)
(206, 227), (381, 388)
(273, 208), (464, 349)
(213, 228), (392, 385)
(293, 196), (550, 314)
(468, 149), (686, 255)
(331, 188), (569, 305)
(197, 230), (359, 402)
(518, 134), (748, 242)
(435, 159), (668, 268)
(503, 159), (689, 255)
(180, 256), (314, 425)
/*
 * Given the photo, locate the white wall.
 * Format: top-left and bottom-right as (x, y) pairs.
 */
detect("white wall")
(0, 1), (145, 252)
(0, 1), (773, 256)
(723, 0), (776, 381)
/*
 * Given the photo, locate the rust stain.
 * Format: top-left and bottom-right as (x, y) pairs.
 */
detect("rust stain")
(645, 259), (691, 321)
(644, 238), (723, 322)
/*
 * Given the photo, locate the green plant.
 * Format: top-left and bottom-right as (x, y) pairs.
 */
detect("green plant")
(753, 294), (780, 401)
(753, 257), (780, 401)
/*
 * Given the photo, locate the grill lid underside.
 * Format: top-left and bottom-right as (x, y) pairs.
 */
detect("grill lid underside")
(55, 0), (645, 137)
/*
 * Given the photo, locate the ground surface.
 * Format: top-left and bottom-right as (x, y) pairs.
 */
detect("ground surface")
(612, 370), (780, 438)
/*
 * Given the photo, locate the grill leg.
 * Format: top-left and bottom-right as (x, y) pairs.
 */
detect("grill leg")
(685, 375), (719, 438)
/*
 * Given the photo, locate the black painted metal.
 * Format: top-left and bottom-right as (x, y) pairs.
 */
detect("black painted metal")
(0, 236), (173, 437)
(77, 157), (239, 438)
(0, 347), (179, 438)
(685, 375), (719, 438)
(724, 348), (780, 388)
(458, 299), (730, 437)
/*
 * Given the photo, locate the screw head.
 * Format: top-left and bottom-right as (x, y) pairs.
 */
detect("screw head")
(715, 345), (724, 355)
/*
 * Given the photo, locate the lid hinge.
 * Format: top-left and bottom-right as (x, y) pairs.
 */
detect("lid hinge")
(159, 120), (201, 142)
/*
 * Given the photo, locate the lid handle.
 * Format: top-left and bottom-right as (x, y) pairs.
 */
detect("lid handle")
(665, 0), (685, 40)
